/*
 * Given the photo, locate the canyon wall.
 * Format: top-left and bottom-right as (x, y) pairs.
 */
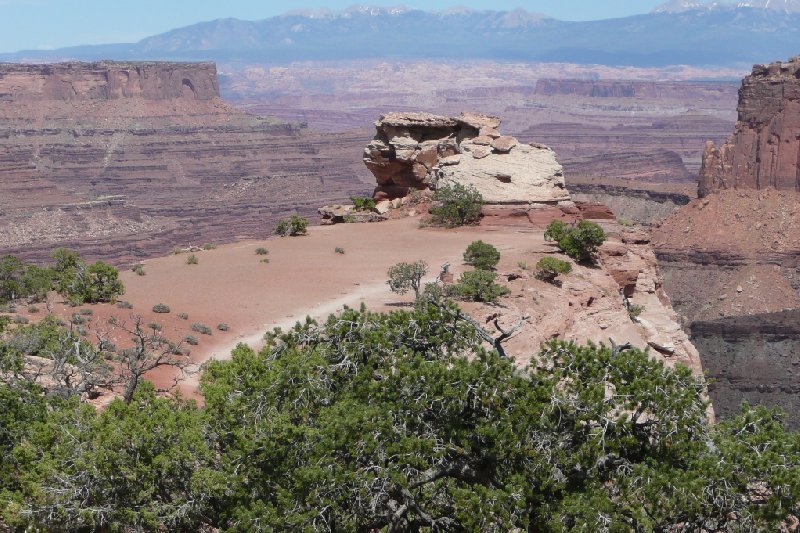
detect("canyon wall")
(0, 61), (219, 101)
(698, 56), (800, 197)
(534, 79), (739, 100)
(0, 62), (370, 264)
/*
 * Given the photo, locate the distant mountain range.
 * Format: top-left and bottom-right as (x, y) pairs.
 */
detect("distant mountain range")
(2, 4), (799, 67)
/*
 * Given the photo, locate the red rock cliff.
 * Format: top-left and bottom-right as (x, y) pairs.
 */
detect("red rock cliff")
(698, 56), (800, 197)
(0, 61), (219, 101)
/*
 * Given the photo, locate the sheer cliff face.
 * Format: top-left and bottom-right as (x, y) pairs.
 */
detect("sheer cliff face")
(698, 56), (800, 197)
(0, 62), (369, 263)
(0, 61), (219, 101)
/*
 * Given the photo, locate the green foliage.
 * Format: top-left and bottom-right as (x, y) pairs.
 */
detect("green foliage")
(79, 308), (93, 316)
(12, 383), (215, 530)
(184, 334), (199, 346)
(628, 303), (646, 321)
(334, 246), (345, 254)
(13, 315), (29, 325)
(132, 263), (146, 276)
(191, 323), (212, 336)
(274, 214), (309, 237)
(254, 247), (269, 256)
(386, 260), (427, 299)
(350, 195), (376, 211)
(452, 269), (510, 302)
(1, 303), (800, 530)
(53, 257), (124, 305)
(217, 323), (229, 332)
(463, 240), (500, 270)
(27, 306), (39, 314)
(536, 255), (573, 283)
(21, 265), (55, 303)
(0, 255), (26, 303)
(152, 303), (171, 314)
(178, 312), (189, 320)
(116, 300), (133, 309)
(428, 182), (483, 227)
(202, 243), (217, 250)
(260, 258), (270, 264)
(545, 219), (607, 262)
(186, 254), (199, 265)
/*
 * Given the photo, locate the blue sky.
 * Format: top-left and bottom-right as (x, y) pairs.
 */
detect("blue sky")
(0, 0), (666, 53)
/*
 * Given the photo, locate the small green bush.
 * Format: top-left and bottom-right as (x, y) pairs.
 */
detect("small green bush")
(260, 258), (270, 264)
(152, 303), (170, 314)
(428, 183), (483, 228)
(335, 247), (345, 255)
(536, 256), (572, 284)
(463, 241), (500, 270)
(13, 315), (29, 325)
(178, 312), (189, 320)
(387, 261), (428, 299)
(186, 255), (199, 265)
(192, 323), (213, 335)
(184, 334), (199, 346)
(351, 196), (376, 211)
(545, 219), (607, 262)
(70, 314), (87, 325)
(452, 270), (510, 303)
(76, 325), (88, 336)
(116, 300), (133, 309)
(27, 305), (39, 314)
(132, 264), (146, 276)
(147, 322), (162, 332)
(628, 303), (646, 321)
(202, 243), (217, 250)
(274, 214), (309, 237)
(217, 323), (230, 332)
(79, 308), (93, 316)
(255, 247), (269, 256)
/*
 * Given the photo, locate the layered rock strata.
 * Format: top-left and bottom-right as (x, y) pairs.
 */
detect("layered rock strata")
(0, 62), (369, 263)
(363, 112), (569, 205)
(698, 56), (800, 197)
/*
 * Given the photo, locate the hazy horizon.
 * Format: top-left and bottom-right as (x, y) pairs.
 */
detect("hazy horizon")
(0, 0), (668, 53)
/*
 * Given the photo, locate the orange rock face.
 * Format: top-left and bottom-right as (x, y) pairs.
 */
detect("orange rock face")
(698, 56), (800, 197)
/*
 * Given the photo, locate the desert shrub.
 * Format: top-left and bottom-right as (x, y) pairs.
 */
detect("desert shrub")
(452, 270), (510, 303)
(628, 303), (646, 321)
(192, 323), (213, 336)
(76, 326), (89, 336)
(186, 255), (199, 265)
(536, 256), (573, 284)
(60, 260), (124, 305)
(518, 261), (529, 271)
(428, 182), (483, 227)
(202, 243), (217, 250)
(152, 303), (171, 314)
(13, 315), (29, 325)
(116, 300), (133, 309)
(147, 322), (162, 332)
(79, 308), (93, 316)
(260, 258), (270, 264)
(184, 334), (199, 346)
(217, 323), (230, 332)
(463, 240), (500, 270)
(22, 264), (55, 303)
(178, 312), (189, 320)
(27, 305), (39, 314)
(98, 339), (116, 352)
(387, 261), (428, 299)
(545, 219), (607, 262)
(618, 217), (634, 227)
(255, 247), (269, 256)
(350, 196), (376, 211)
(70, 314), (87, 326)
(334, 247), (345, 255)
(274, 214), (309, 237)
(132, 264), (146, 276)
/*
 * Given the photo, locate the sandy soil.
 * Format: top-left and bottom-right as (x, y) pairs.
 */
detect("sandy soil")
(54, 216), (543, 399)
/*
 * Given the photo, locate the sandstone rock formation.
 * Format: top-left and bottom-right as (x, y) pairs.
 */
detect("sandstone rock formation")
(698, 56), (800, 197)
(0, 62), (369, 264)
(363, 112), (568, 204)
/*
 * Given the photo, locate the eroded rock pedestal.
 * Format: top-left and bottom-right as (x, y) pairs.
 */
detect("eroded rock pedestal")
(363, 112), (570, 210)
(698, 56), (800, 197)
